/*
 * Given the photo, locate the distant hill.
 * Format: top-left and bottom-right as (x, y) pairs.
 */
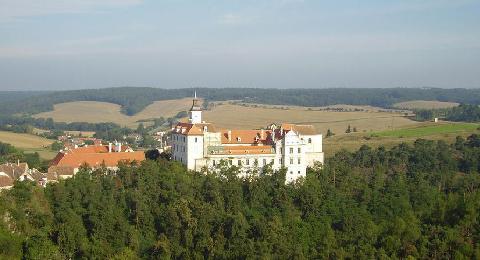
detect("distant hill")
(1, 87), (480, 116)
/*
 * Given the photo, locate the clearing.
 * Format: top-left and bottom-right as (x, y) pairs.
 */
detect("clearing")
(393, 100), (459, 110)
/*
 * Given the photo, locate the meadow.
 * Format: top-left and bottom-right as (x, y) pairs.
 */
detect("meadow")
(0, 131), (56, 159)
(324, 122), (479, 156)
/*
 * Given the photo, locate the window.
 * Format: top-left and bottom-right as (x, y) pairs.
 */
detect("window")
(271, 159), (274, 164)
(229, 160), (233, 165)
(290, 158), (294, 165)
(254, 159), (258, 165)
(213, 160), (216, 166)
(238, 160), (242, 166)
(279, 158), (283, 164)
(246, 159), (250, 165)
(308, 138), (312, 144)
(298, 158), (301, 164)
(298, 148), (301, 153)
(195, 137), (197, 143)
(263, 159), (267, 165)
(298, 171), (301, 174)
(290, 147), (294, 153)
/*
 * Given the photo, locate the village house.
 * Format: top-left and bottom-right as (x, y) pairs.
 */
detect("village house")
(171, 94), (324, 183)
(0, 162), (48, 190)
(48, 142), (145, 179)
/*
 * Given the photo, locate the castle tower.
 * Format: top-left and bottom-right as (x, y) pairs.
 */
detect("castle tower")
(189, 91), (202, 124)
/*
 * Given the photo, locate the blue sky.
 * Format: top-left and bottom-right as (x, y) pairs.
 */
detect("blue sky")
(0, 0), (479, 90)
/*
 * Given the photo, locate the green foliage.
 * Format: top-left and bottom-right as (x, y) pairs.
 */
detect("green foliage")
(326, 129), (334, 138)
(50, 141), (64, 151)
(1, 137), (480, 258)
(174, 111), (188, 119)
(447, 104), (480, 122)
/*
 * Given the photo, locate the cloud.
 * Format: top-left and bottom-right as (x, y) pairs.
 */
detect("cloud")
(0, 0), (143, 22)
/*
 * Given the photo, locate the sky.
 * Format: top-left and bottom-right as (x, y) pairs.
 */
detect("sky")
(0, 0), (479, 90)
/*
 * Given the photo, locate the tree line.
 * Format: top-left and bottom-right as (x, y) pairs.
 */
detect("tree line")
(2, 87), (480, 116)
(414, 104), (480, 122)
(1, 135), (480, 258)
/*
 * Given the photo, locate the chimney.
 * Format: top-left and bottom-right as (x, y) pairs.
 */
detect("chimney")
(260, 129), (265, 140)
(108, 143), (112, 153)
(227, 130), (232, 142)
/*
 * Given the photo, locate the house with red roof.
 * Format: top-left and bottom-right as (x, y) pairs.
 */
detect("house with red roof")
(171, 94), (324, 183)
(48, 142), (145, 180)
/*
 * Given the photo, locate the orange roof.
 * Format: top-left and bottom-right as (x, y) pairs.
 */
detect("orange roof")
(211, 145), (275, 155)
(281, 123), (317, 135)
(50, 145), (145, 168)
(173, 122), (216, 136)
(221, 130), (273, 145)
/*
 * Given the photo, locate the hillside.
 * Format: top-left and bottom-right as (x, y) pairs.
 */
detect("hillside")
(0, 131), (56, 159)
(34, 99), (419, 133)
(393, 100), (459, 110)
(34, 98), (194, 127)
(3, 87), (480, 117)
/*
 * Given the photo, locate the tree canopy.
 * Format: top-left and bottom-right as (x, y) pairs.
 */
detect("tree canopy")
(1, 136), (480, 258)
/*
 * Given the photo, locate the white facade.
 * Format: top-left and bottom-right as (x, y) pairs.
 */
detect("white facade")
(171, 97), (324, 183)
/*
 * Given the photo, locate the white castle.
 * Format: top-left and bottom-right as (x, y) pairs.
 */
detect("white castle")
(171, 94), (324, 183)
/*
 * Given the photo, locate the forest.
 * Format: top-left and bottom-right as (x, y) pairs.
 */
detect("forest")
(1, 135), (480, 259)
(2, 87), (480, 116)
(414, 104), (480, 122)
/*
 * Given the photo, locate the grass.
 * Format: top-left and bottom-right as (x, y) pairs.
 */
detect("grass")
(324, 122), (480, 157)
(393, 100), (459, 110)
(0, 131), (56, 160)
(373, 123), (478, 138)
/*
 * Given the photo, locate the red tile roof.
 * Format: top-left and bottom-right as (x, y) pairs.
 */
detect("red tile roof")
(220, 130), (273, 145)
(50, 145), (145, 168)
(212, 145), (275, 155)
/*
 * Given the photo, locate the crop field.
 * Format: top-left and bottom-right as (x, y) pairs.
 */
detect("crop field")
(0, 131), (56, 159)
(393, 100), (459, 110)
(203, 103), (419, 135)
(34, 98), (194, 127)
(34, 99), (419, 134)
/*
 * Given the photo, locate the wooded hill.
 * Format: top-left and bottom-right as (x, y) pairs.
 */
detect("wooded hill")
(2, 87), (480, 116)
(1, 135), (480, 259)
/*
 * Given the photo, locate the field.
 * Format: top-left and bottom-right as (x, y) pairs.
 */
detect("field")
(203, 103), (419, 135)
(34, 98), (194, 127)
(324, 122), (479, 156)
(393, 100), (459, 110)
(0, 131), (56, 159)
(34, 99), (419, 135)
